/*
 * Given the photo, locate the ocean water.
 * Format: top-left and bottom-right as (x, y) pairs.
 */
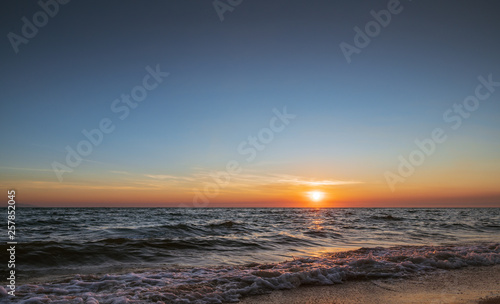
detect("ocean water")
(1, 207), (500, 303)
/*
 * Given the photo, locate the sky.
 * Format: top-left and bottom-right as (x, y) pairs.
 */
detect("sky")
(1, 0), (499, 207)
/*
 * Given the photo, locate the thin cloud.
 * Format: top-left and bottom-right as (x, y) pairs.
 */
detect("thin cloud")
(271, 173), (363, 186)
(144, 174), (194, 181)
(0, 166), (53, 172)
(190, 169), (363, 188)
(279, 178), (362, 186)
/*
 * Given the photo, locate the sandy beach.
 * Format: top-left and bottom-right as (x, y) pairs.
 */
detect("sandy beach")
(240, 265), (500, 304)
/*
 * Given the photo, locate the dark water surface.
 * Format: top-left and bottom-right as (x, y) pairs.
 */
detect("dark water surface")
(2, 208), (499, 303)
(9, 208), (500, 275)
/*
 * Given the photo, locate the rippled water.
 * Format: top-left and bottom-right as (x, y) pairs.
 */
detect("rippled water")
(9, 208), (500, 278)
(2, 208), (500, 303)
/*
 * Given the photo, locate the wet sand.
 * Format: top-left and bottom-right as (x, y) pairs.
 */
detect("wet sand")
(240, 265), (500, 304)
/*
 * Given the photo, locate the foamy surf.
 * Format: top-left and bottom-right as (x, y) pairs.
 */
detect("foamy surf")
(3, 243), (499, 304)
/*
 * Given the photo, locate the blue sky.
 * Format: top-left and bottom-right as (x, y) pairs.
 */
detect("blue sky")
(1, 0), (499, 206)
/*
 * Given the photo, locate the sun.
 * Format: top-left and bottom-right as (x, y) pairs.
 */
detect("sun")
(307, 191), (325, 202)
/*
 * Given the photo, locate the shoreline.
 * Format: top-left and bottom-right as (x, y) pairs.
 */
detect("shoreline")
(239, 265), (500, 304)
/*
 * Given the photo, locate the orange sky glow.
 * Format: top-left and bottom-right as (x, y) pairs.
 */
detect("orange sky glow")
(3, 165), (499, 207)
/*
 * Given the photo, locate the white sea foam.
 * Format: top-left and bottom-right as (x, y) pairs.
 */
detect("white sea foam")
(3, 243), (499, 304)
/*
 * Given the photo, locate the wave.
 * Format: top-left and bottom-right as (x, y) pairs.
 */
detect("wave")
(9, 237), (270, 269)
(370, 214), (404, 221)
(207, 220), (241, 228)
(7, 243), (499, 303)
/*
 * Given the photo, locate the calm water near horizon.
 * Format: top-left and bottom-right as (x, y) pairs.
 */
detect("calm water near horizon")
(3, 207), (500, 303)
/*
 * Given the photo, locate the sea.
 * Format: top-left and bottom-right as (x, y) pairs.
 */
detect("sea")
(1, 207), (500, 303)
